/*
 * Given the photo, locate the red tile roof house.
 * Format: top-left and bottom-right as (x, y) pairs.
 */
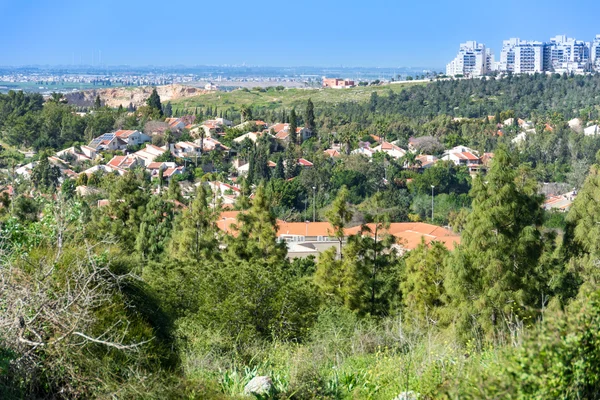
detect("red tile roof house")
(162, 166), (185, 182)
(106, 155), (143, 173)
(441, 146), (481, 172)
(114, 130), (151, 146)
(133, 144), (168, 166)
(216, 211), (460, 259)
(270, 123), (313, 144)
(88, 132), (128, 151)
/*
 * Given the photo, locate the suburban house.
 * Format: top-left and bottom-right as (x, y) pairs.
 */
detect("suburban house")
(372, 141), (407, 159)
(194, 137), (229, 153)
(56, 145), (98, 162)
(88, 133), (127, 151)
(234, 120), (269, 130)
(415, 154), (439, 169)
(106, 155), (142, 172)
(270, 123), (312, 144)
(216, 211), (461, 259)
(165, 118), (186, 131)
(441, 146), (481, 171)
(147, 161), (177, 179)
(133, 144), (168, 166)
(114, 130), (151, 146)
(207, 181), (242, 206)
(171, 141), (202, 158)
(233, 132), (266, 144)
(162, 166), (185, 182)
(351, 145), (376, 158)
(324, 148), (341, 158)
(345, 222), (461, 254)
(322, 78), (355, 88)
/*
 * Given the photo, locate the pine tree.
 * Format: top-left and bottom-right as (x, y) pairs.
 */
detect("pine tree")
(401, 240), (449, 323)
(169, 185), (220, 263)
(226, 185), (287, 265)
(326, 186), (353, 258)
(94, 95), (102, 109)
(445, 146), (546, 340)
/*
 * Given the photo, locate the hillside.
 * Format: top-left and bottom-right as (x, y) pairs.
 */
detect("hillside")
(169, 81), (426, 113)
(65, 84), (207, 108)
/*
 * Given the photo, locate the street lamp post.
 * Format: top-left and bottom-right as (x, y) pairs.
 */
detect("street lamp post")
(431, 185), (435, 222)
(312, 186), (317, 222)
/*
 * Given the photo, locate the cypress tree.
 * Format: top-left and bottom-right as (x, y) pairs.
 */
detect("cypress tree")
(146, 87), (163, 116)
(289, 108), (298, 145)
(305, 98), (315, 131)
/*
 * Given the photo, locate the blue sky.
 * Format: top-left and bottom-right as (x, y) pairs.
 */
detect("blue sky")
(2, 0), (600, 68)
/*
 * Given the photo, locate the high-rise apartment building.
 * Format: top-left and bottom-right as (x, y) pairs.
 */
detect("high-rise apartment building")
(499, 38), (545, 73)
(546, 35), (590, 73)
(446, 41), (491, 77)
(448, 34), (600, 76)
(592, 35), (600, 70)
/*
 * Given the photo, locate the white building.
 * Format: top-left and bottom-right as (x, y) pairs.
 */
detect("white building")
(590, 35), (600, 70)
(446, 41), (491, 77)
(499, 38), (545, 73)
(546, 35), (591, 73)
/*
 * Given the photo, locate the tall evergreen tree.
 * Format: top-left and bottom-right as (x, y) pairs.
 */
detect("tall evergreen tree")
(326, 186), (353, 258)
(274, 157), (285, 180)
(445, 146), (546, 340)
(146, 87), (163, 117)
(305, 98), (315, 131)
(289, 108), (298, 145)
(164, 101), (173, 117)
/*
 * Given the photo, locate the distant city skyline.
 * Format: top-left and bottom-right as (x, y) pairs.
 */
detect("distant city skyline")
(2, 0), (600, 68)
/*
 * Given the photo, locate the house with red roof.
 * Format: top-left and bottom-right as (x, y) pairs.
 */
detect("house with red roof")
(114, 130), (151, 146)
(372, 141), (407, 159)
(441, 146), (481, 172)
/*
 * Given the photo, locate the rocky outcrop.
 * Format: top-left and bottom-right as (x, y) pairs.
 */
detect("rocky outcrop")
(243, 376), (273, 396)
(64, 84), (206, 108)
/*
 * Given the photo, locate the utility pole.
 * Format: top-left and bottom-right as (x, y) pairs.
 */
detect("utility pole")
(431, 185), (435, 222)
(312, 186), (317, 222)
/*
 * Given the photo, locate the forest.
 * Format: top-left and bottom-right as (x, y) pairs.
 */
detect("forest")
(1, 74), (600, 398)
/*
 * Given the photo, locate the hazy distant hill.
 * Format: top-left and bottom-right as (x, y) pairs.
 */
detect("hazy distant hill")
(64, 84), (206, 108)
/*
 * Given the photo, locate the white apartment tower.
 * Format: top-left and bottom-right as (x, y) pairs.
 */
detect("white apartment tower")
(446, 41), (491, 77)
(547, 35), (590, 73)
(499, 38), (545, 73)
(592, 35), (600, 70)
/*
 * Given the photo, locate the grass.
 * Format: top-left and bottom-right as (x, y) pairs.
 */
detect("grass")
(169, 81), (428, 113)
(179, 309), (495, 399)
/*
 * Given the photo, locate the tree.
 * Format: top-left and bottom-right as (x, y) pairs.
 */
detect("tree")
(226, 185), (287, 265)
(401, 240), (449, 323)
(94, 95), (102, 109)
(146, 87), (163, 117)
(445, 146), (547, 341)
(164, 101), (173, 117)
(168, 185), (220, 263)
(240, 105), (252, 123)
(274, 157), (285, 180)
(289, 108), (298, 145)
(31, 152), (61, 193)
(305, 98), (315, 131)
(326, 186), (353, 258)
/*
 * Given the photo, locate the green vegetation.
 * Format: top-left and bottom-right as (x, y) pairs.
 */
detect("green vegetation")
(2, 74), (600, 398)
